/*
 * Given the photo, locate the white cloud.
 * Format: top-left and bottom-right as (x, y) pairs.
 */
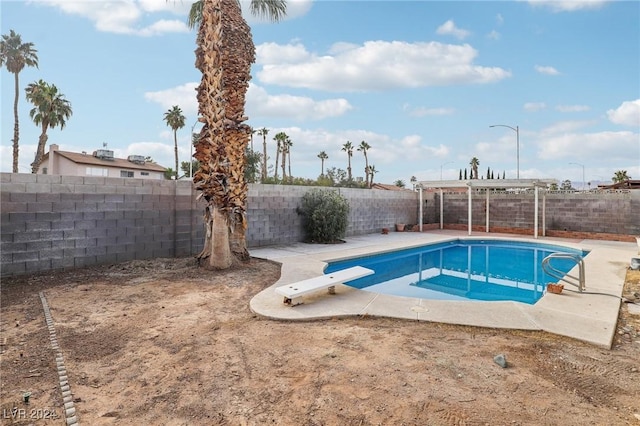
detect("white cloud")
(496, 13), (504, 25)
(436, 20), (471, 40)
(241, 0), (313, 23)
(138, 19), (190, 36)
(537, 131), (638, 160)
(403, 104), (455, 117)
(34, 0), (190, 36)
(35, 0), (312, 33)
(255, 42), (312, 65)
(246, 84), (353, 121)
(607, 99), (640, 126)
(555, 104), (590, 112)
(539, 120), (594, 135)
(527, 0), (610, 12)
(256, 41), (511, 92)
(144, 83), (199, 115)
(524, 102), (547, 112)
(144, 82), (353, 122)
(486, 30), (501, 40)
(535, 65), (560, 75)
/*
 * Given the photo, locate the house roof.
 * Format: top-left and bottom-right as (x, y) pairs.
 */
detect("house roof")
(45, 150), (166, 172)
(371, 183), (413, 191)
(597, 179), (640, 190)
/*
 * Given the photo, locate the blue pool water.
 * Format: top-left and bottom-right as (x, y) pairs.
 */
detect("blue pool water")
(325, 239), (589, 304)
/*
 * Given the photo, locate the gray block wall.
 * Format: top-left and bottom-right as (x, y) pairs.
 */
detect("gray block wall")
(1, 174), (420, 277)
(436, 190), (640, 235)
(2, 172), (638, 278)
(245, 185), (420, 247)
(1, 174), (198, 277)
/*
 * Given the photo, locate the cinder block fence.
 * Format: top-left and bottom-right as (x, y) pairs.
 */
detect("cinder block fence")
(1, 173), (638, 277)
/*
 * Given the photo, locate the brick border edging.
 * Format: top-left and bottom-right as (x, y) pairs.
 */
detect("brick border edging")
(39, 292), (79, 426)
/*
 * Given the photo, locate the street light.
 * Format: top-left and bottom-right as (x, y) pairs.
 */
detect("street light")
(440, 161), (453, 180)
(489, 124), (519, 179)
(569, 162), (585, 191)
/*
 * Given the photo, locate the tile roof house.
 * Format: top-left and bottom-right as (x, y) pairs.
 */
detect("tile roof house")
(370, 183), (413, 191)
(597, 180), (640, 190)
(37, 144), (167, 179)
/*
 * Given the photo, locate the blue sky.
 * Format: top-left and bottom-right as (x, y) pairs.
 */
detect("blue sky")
(2, 0), (639, 187)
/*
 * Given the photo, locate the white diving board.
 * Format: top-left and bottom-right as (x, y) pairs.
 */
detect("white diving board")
(275, 266), (374, 306)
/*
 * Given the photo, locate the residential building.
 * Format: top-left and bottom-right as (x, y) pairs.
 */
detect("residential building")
(37, 144), (166, 179)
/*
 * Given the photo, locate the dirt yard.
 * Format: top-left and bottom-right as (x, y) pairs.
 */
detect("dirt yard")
(1, 257), (639, 426)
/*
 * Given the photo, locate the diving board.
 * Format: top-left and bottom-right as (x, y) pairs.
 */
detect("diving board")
(275, 266), (374, 306)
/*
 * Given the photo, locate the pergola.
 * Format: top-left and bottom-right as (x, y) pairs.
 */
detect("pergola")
(416, 179), (557, 238)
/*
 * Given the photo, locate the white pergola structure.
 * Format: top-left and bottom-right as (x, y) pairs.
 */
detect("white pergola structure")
(416, 179), (557, 238)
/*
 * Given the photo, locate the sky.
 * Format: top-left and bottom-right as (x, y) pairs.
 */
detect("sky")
(1, 0), (639, 188)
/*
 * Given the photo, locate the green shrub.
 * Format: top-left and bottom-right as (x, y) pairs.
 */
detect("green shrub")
(298, 189), (349, 243)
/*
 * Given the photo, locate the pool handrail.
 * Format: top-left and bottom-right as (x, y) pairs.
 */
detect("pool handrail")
(541, 252), (585, 292)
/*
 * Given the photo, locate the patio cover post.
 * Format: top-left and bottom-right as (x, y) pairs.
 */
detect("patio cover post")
(534, 186), (539, 239)
(439, 188), (444, 229)
(486, 190), (490, 233)
(467, 184), (472, 236)
(542, 190), (547, 237)
(418, 185), (423, 232)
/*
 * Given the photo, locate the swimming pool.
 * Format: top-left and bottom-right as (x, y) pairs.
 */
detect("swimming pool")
(324, 239), (589, 304)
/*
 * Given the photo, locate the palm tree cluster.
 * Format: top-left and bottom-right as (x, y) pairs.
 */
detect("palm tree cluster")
(2, 29), (73, 173)
(243, 128), (376, 188)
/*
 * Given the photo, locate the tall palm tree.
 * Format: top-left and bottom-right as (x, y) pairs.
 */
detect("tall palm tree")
(24, 80), (72, 173)
(367, 165), (378, 187)
(357, 140), (371, 186)
(190, 0), (286, 268)
(249, 126), (256, 151)
(257, 127), (269, 182)
(163, 105), (186, 180)
(285, 136), (293, 182)
(342, 141), (354, 181)
(272, 131), (287, 181)
(1, 30), (39, 173)
(280, 137), (287, 181)
(612, 170), (631, 183)
(317, 151), (328, 176)
(470, 157), (480, 179)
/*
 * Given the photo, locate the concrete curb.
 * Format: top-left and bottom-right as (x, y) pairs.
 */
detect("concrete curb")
(39, 292), (79, 426)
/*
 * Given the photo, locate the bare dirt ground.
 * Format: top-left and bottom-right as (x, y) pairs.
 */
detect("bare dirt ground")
(1, 257), (639, 426)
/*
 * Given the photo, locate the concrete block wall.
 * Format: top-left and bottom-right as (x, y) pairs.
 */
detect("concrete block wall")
(1, 175), (420, 276)
(246, 185), (420, 247)
(0, 173), (196, 277)
(436, 190), (640, 236)
(2, 172), (638, 278)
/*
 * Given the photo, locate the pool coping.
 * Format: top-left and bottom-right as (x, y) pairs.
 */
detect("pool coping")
(249, 230), (636, 348)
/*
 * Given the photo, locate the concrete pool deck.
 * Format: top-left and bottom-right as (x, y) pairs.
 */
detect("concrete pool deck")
(249, 230), (638, 348)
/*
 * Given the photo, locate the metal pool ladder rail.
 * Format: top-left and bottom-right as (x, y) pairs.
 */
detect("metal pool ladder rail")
(542, 253), (585, 292)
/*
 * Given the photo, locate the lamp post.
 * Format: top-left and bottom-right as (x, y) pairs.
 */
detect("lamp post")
(440, 161), (453, 180)
(489, 124), (519, 179)
(569, 162), (585, 191)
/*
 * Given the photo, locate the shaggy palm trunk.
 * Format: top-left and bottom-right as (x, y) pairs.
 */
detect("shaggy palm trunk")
(12, 72), (20, 173)
(273, 142), (280, 181)
(31, 125), (48, 173)
(262, 137), (267, 182)
(174, 131), (179, 180)
(193, 0), (253, 268)
(363, 154), (369, 188)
